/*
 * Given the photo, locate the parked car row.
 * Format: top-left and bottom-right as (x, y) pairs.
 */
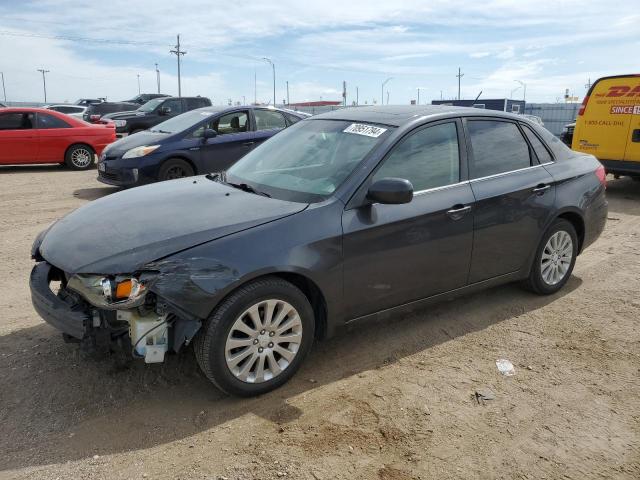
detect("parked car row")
(29, 104), (607, 396)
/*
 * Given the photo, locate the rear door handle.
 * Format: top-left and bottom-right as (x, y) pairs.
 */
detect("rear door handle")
(532, 184), (551, 194)
(446, 204), (472, 220)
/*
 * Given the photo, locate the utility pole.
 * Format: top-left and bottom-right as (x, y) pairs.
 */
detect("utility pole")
(137, 74), (141, 95)
(382, 77), (392, 106)
(342, 80), (347, 107)
(386, 90), (389, 105)
(515, 80), (526, 102)
(254, 69), (257, 105)
(242, 95), (246, 105)
(155, 63), (161, 93)
(456, 67), (464, 100)
(37, 68), (49, 103)
(356, 86), (359, 106)
(262, 57), (275, 105)
(417, 87), (422, 105)
(286, 80), (290, 105)
(170, 34), (186, 97)
(0, 72), (6, 102)
(585, 78), (592, 90)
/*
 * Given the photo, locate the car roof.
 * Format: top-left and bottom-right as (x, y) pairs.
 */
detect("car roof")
(310, 105), (525, 127)
(193, 105), (308, 116)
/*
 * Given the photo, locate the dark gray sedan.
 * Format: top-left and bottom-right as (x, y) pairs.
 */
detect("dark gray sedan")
(30, 106), (607, 396)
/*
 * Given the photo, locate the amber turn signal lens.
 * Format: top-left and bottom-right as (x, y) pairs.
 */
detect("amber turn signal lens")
(115, 279), (133, 299)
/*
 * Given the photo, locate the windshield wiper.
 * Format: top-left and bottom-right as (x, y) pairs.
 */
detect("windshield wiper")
(205, 173), (271, 197)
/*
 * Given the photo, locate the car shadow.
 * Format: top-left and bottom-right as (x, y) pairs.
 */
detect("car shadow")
(73, 186), (121, 201)
(605, 177), (640, 217)
(0, 277), (581, 471)
(0, 164), (66, 173)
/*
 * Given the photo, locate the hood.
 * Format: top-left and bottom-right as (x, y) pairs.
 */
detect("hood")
(102, 131), (171, 157)
(39, 178), (307, 274)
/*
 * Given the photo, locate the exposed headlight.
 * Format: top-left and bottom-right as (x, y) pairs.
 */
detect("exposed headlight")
(122, 145), (160, 159)
(67, 273), (156, 309)
(114, 120), (127, 127)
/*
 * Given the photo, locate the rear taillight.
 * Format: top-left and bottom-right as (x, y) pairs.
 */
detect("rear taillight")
(595, 164), (607, 188)
(578, 95), (590, 116)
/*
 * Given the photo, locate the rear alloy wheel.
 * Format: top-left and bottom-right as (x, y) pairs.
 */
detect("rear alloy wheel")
(195, 277), (314, 396)
(65, 145), (95, 170)
(524, 219), (578, 295)
(158, 158), (194, 182)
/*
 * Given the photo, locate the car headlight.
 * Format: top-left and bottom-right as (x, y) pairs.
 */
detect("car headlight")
(114, 120), (127, 127)
(122, 145), (160, 159)
(67, 273), (156, 309)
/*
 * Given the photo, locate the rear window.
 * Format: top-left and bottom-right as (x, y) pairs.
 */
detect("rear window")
(468, 120), (531, 178)
(521, 124), (553, 163)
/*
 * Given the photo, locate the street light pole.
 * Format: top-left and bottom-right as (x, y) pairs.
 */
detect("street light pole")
(170, 34), (186, 98)
(515, 80), (526, 102)
(0, 72), (6, 102)
(381, 77), (392, 105)
(286, 80), (289, 105)
(356, 86), (359, 106)
(456, 67), (464, 100)
(37, 68), (49, 103)
(417, 87), (421, 105)
(137, 74), (141, 95)
(155, 63), (161, 94)
(263, 57), (275, 105)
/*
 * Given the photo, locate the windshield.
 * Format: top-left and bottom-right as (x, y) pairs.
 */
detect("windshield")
(138, 98), (165, 112)
(149, 110), (216, 134)
(226, 119), (391, 202)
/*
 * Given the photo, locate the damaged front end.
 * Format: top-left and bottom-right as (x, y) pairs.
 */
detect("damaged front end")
(29, 261), (204, 363)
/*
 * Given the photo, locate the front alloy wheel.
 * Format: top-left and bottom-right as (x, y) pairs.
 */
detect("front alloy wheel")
(195, 277), (314, 396)
(225, 299), (303, 383)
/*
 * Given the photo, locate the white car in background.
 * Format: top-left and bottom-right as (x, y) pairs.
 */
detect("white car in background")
(45, 104), (88, 120)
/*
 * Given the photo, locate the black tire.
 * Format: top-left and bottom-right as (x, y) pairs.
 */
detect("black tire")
(64, 144), (95, 170)
(158, 158), (194, 182)
(523, 219), (578, 295)
(194, 276), (315, 396)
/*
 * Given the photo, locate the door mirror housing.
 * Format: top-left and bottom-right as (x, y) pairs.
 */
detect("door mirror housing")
(159, 106), (171, 115)
(367, 178), (414, 205)
(202, 128), (217, 140)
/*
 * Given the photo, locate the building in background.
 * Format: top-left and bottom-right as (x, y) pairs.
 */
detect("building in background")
(431, 98), (526, 114)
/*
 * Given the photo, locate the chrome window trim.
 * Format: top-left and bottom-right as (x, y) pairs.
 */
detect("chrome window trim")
(413, 180), (470, 196)
(470, 163), (549, 184)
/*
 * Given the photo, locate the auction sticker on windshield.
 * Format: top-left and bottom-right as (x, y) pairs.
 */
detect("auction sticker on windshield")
(343, 123), (387, 138)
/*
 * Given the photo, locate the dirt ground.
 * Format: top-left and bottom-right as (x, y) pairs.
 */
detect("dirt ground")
(0, 165), (639, 480)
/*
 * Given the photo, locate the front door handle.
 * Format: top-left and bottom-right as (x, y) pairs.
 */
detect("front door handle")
(532, 184), (551, 194)
(243, 141), (255, 147)
(446, 204), (472, 220)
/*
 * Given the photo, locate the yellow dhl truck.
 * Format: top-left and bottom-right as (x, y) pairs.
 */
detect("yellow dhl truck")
(572, 74), (640, 179)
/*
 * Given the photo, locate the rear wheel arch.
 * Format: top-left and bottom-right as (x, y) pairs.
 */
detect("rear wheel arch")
(556, 211), (585, 253)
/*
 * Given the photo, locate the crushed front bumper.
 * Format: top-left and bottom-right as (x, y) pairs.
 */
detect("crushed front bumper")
(30, 262), (90, 339)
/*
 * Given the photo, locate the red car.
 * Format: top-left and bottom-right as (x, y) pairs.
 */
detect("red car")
(0, 108), (116, 170)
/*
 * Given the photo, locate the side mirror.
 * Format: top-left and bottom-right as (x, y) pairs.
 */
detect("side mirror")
(202, 128), (217, 140)
(159, 106), (172, 115)
(367, 178), (413, 205)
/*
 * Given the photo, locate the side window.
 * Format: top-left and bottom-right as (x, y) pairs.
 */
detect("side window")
(372, 122), (460, 191)
(254, 110), (287, 131)
(467, 120), (531, 178)
(185, 98), (203, 110)
(36, 113), (71, 129)
(521, 124), (553, 164)
(162, 99), (183, 114)
(211, 111), (249, 135)
(0, 112), (34, 130)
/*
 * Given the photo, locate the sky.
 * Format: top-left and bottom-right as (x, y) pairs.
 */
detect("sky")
(0, 0), (638, 105)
